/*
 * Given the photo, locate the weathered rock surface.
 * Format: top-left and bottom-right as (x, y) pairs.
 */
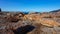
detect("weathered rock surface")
(0, 12), (33, 34)
(26, 10), (60, 34)
(0, 10), (60, 34)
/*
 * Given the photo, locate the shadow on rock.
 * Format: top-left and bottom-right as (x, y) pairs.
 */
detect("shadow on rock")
(13, 25), (35, 34)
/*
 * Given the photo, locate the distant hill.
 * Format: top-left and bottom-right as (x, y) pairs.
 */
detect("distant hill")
(22, 12), (29, 14)
(50, 9), (60, 13)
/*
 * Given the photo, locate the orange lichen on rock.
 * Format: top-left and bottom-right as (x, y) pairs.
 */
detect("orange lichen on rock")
(24, 14), (60, 27)
(39, 18), (60, 27)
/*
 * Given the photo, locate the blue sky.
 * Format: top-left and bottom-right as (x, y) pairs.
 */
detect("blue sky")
(0, 0), (60, 12)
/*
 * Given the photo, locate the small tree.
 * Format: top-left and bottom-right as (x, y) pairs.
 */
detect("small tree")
(0, 8), (1, 12)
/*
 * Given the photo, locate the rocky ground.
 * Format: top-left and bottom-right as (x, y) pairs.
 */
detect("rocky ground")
(0, 9), (60, 34)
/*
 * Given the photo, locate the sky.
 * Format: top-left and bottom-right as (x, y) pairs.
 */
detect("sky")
(0, 0), (60, 12)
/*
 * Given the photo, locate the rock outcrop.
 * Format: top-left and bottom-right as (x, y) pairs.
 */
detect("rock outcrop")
(0, 9), (60, 34)
(0, 12), (33, 34)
